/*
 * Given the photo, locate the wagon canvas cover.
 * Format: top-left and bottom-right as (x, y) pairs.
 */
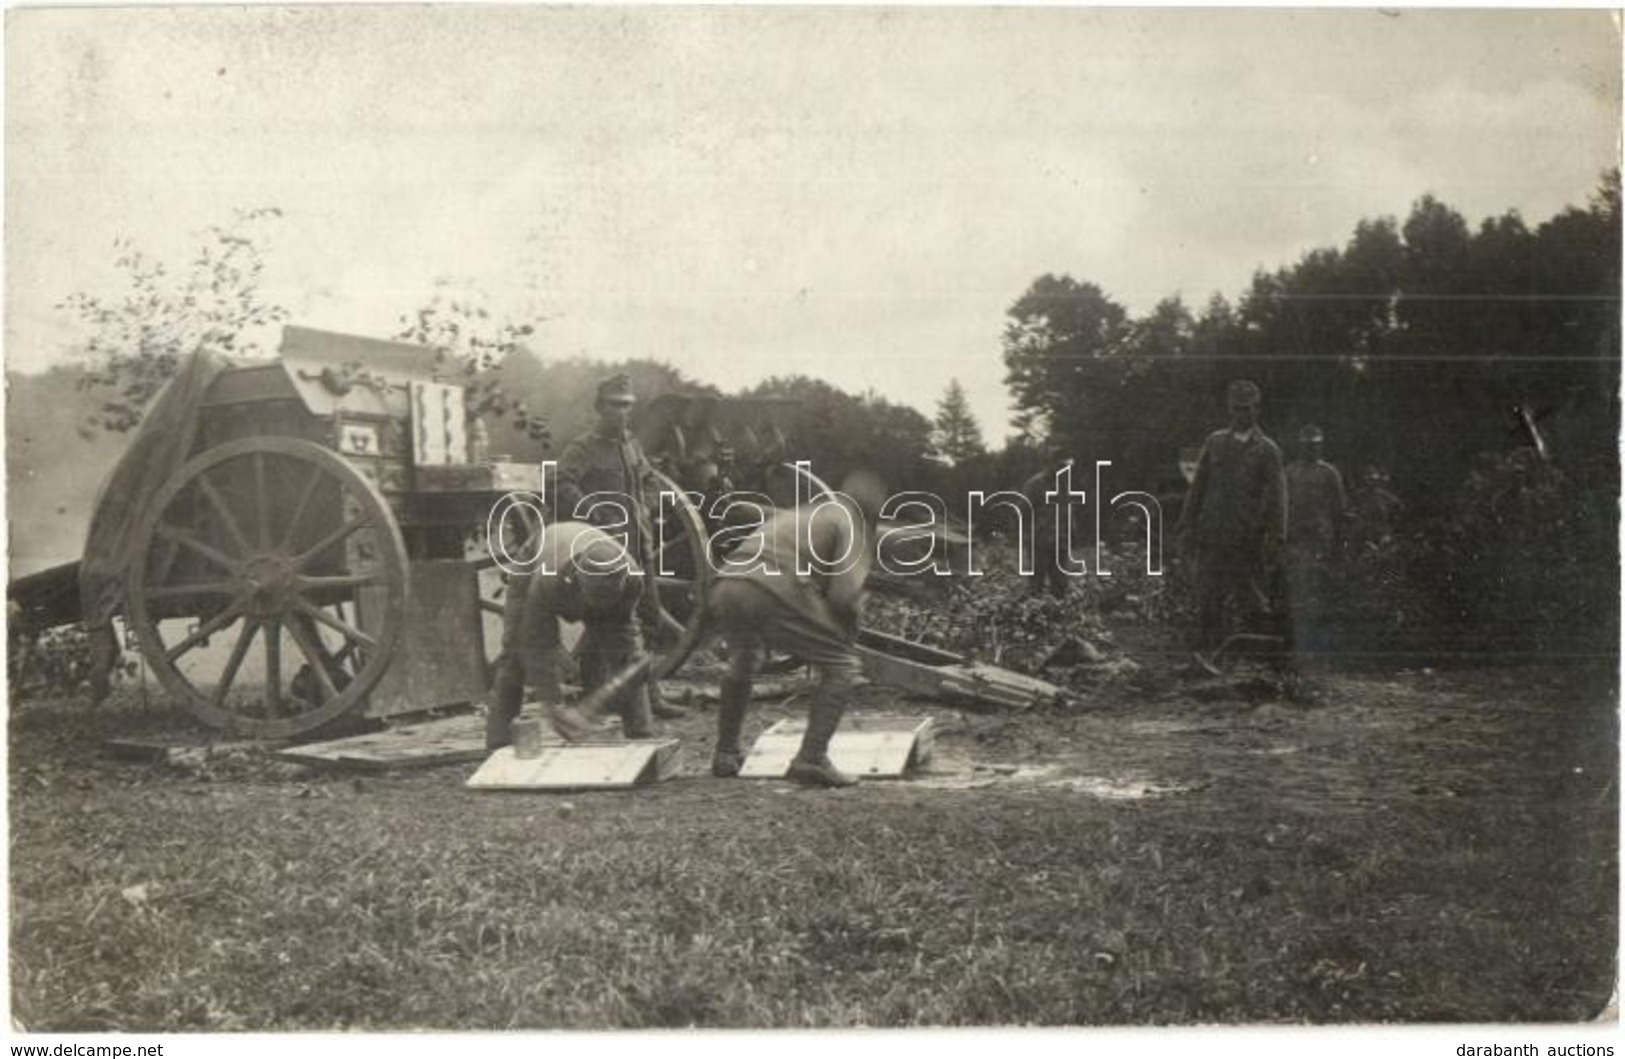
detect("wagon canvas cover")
(77, 348), (231, 627)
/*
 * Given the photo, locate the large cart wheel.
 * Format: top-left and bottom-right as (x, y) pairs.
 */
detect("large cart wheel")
(472, 495), (543, 678)
(473, 470), (712, 680)
(126, 437), (408, 739)
(646, 469), (711, 678)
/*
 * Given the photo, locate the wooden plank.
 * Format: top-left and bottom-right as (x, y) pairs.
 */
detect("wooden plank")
(738, 715), (933, 780)
(336, 746), (488, 770)
(277, 713), (492, 770)
(466, 739), (683, 791)
(414, 462), (546, 494)
(855, 640), (1063, 712)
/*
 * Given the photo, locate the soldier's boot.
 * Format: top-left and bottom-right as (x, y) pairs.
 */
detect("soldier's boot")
(787, 687), (858, 789)
(648, 679), (689, 720)
(711, 675), (751, 778)
(487, 670), (524, 751)
(619, 685), (656, 740)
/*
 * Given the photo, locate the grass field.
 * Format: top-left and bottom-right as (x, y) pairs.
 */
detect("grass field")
(8, 642), (1617, 1030)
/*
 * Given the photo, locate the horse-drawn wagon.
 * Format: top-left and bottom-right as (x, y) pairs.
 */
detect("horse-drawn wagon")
(26, 326), (714, 739)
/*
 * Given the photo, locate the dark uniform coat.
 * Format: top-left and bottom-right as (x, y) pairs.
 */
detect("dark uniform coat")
(1179, 427), (1287, 652)
(555, 424), (663, 561)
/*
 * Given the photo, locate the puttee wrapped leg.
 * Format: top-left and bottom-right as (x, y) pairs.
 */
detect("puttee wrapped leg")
(711, 674), (752, 777)
(787, 670), (859, 789)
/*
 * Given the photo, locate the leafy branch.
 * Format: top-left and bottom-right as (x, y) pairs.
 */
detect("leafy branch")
(394, 287), (551, 446)
(58, 207), (290, 436)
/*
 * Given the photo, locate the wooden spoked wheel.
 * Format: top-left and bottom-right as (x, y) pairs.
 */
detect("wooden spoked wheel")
(472, 470), (712, 680)
(125, 437), (408, 739)
(646, 469), (711, 678)
(473, 493), (545, 678)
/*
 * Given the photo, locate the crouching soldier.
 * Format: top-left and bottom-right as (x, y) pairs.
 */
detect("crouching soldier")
(487, 520), (657, 750)
(707, 471), (886, 789)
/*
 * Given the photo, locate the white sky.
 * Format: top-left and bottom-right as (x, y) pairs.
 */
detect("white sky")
(5, 6), (1621, 441)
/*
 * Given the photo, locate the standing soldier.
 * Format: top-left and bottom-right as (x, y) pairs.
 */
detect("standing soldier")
(1285, 424), (1347, 647)
(556, 373), (687, 719)
(707, 471), (887, 789)
(487, 521), (656, 750)
(1177, 379), (1288, 671)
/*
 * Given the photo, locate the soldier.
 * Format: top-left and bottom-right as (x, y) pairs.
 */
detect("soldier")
(555, 373), (687, 719)
(1285, 424), (1348, 650)
(1177, 379), (1287, 670)
(707, 471), (886, 789)
(487, 521), (656, 750)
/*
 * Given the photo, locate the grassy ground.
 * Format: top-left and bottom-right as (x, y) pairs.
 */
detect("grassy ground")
(8, 639), (1617, 1029)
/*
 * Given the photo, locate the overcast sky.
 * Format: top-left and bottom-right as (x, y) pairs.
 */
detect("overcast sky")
(6, 7), (1620, 440)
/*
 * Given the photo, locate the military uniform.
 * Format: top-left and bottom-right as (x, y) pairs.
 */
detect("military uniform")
(555, 427), (662, 561)
(487, 521), (654, 750)
(555, 374), (685, 719)
(707, 487), (879, 788)
(1285, 427), (1348, 650)
(1179, 383), (1287, 656)
(1286, 459), (1347, 557)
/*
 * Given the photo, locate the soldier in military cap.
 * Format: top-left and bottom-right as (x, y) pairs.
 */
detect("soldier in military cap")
(1176, 379), (1287, 669)
(1285, 424), (1348, 647)
(556, 372), (687, 719)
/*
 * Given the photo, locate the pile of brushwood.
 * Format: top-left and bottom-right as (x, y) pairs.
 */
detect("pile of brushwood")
(864, 540), (1167, 690)
(867, 447), (1620, 675)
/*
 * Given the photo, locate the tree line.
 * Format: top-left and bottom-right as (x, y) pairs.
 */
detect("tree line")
(1000, 173), (1621, 517)
(32, 174), (1621, 657)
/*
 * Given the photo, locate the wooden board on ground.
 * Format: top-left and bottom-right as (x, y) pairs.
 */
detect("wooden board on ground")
(466, 739), (684, 791)
(276, 713), (494, 771)
(856, 628), (1063, 711)
(738, 715), (934, 780)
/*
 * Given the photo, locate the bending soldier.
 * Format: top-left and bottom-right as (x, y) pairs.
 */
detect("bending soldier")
(707, 471), (887, 789)
(487, 521), (657, 750)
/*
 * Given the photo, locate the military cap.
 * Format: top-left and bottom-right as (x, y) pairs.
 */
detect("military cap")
(1299, 424), (1324, 443)
(596, 373), (636, 405)
(1226, 379), (1262, 405)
